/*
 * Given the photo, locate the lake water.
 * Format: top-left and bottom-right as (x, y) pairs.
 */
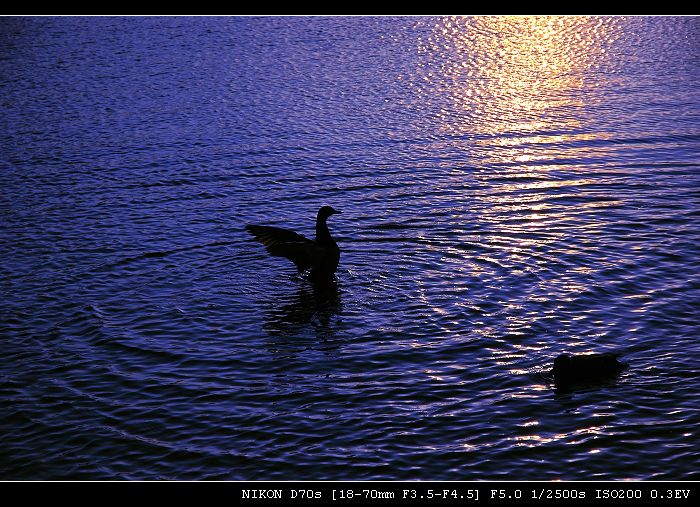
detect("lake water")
(1, 16), (699, 480)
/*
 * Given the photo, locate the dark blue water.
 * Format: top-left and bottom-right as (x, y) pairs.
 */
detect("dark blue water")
(2, 16), (700, 480)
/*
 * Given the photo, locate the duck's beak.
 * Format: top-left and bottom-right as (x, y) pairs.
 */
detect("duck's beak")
(331, 208), (342, 215)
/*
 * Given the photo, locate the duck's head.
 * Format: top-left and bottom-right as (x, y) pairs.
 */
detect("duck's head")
(553, 354), (571, 372)
(318, 205), (342, 219)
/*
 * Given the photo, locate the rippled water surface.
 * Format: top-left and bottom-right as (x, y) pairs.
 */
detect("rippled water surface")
(2, 16), (700, 480)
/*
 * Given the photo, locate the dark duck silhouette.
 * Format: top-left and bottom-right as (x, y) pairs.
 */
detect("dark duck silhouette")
(246, 206), (341, 281)
(552, 353), (627, 387)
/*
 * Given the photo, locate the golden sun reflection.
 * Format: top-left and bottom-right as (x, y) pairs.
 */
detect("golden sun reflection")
(409, 17), (633, 352)
(415, 16), (624, 142)
(407, 18), (641, 363)
(411, 17), (627, 253)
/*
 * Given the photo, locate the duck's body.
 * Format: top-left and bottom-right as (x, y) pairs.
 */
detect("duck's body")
(552, 353), (627, 386)
(246, 206), (341, 280)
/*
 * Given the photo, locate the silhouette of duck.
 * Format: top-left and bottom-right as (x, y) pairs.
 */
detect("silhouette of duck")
(552, 353), (627, 386)
(246, 206), (341, 281)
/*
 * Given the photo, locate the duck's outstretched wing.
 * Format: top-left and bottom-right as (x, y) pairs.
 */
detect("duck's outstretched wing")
(245, 225), (318, 273)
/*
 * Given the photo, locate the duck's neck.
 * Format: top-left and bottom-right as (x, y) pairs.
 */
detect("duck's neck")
(316, 214), (333, 244)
